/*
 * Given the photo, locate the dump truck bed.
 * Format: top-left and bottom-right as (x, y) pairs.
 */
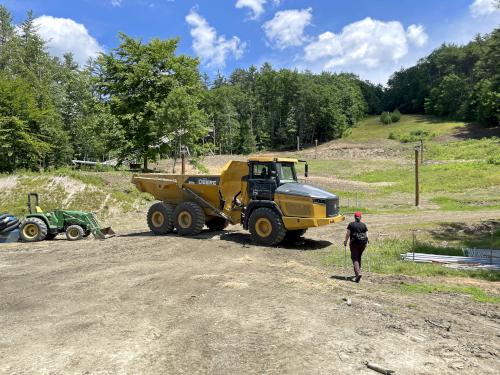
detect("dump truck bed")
(132, 173), (222, 210)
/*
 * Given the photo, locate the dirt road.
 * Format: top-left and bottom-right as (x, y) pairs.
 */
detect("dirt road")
(1, 212), (499, 374)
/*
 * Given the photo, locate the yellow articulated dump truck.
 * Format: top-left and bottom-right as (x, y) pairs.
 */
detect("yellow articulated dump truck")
(132, 157), (344, 245)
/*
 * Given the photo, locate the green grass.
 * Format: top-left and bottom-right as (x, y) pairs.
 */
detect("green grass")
(427, 138), (500, 161)
(354, 162), (500, 193)
(346, 115), (465, 142)
(400, 283), (500, 303)
(469, 229), (500, 249)
(324, 239), (500, 282)
(388, 129), (436, 143)
(432, 196), (500, 211)
(306, 159), (403, 180)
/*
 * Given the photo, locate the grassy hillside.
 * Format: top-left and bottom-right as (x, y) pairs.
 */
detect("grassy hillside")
(0, 169), (151, 219)
(345, 114), (467, 141)
(294, 115), (500, 213)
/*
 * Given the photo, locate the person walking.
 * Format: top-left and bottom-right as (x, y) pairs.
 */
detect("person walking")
(344, 211), (368, 283)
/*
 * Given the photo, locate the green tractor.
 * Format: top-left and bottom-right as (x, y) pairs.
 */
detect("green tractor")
(19, 193), (115, 242)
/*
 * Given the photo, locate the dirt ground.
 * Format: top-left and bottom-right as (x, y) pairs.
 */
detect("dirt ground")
(1, 209), (499, 375)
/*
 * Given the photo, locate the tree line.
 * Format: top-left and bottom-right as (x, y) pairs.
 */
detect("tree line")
(0, 5), (497, 173)
(384, 28), (499, 127)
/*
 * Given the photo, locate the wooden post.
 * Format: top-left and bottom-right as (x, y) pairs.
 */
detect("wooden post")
(297, 136), (300, 152)
(420, 139), (424, 165)
(180, 144), (186, 175)
(315, 139), (318, 159)
(415, 147), (419, 207)
(181, 152), (186, 175)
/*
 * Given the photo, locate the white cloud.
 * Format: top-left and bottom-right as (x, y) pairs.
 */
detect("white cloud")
(186, 9), (245, 68)
(263, 8), (312, 49)
(470, 0), (499, 17)
(111, 0), (122, 7)
(236, 0), (266, 19)
(304, 17), (428, 70)
(406, 24), (428, 47)
(34, 15), (103, 65)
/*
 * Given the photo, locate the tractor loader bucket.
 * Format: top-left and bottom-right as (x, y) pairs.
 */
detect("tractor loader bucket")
(93, 226), (116, 240)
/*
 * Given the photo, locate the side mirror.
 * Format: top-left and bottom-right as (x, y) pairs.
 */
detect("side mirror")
(305, 163), (309, 178)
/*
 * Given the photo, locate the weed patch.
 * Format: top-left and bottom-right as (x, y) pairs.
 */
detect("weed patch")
(388, 129), (436, 143)
(427, 138), (499, 161)
(400, 283), (500, 303)
(354, 162), (500, 193)
(324, 239), (499, 281)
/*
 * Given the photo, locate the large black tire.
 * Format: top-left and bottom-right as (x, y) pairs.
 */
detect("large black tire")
(147, 202), (175, 235)
(0, 219), (19, 233)
(0, 215), (13, 229)
(20, 218), (48, 242)
(283, 229), (307, 243)
(206, 217), (229, 231)
(66, 225), (84, 241)
(174, 202), (205, 236)
(248, 207), (286, 246)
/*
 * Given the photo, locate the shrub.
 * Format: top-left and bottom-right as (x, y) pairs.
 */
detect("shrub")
(391, 109), (401, 122)
(487, 154), (500, 165)
(380, 110), (401, 124)
(380, 111), (392, 124)
(388, 129), (435, 143)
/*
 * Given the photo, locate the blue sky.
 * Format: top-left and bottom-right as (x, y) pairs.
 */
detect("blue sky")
(4, 0), (500, 83)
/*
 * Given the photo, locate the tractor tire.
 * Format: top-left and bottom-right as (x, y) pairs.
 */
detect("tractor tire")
(206, 217), (229, 231)
(147, 202), (175, 235)
(283, 229), (307, 243)
(248, 207), (286, 246)
(174, 202), (205, 236)
(20, 218), (48, 242)
(66, 225), (84, 241)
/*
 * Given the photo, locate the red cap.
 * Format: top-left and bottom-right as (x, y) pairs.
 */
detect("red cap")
(354, 211), (362, 217)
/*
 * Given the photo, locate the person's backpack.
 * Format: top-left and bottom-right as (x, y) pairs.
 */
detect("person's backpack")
(352, 231), (368, 244)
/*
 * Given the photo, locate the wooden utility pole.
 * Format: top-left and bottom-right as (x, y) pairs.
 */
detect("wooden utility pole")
(180, 144), (186, 175)
(315, 139), (318, 159)
(420, 139), (424, 165)
(415, 147), (419, 206)
(297, 136), (300, 152)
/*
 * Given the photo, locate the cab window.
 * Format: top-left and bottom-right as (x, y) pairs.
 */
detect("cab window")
(277, 163), (297, 184)
(252, 163), (272, 179)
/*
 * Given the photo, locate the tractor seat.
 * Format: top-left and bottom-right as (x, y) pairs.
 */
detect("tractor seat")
(36, 206), (43, 213)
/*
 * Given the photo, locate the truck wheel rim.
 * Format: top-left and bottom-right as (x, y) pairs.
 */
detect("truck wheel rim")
(178, 211), (192, 228)
(23, 224), (39, 239)
(255, 218), (272, 238)
(68, 228), (79, 238)
(152, 212), (164, 227)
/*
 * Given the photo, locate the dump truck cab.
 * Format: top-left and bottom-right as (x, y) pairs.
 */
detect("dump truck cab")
(237, 157), (343, 241)
(133, 156), (344, 246)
